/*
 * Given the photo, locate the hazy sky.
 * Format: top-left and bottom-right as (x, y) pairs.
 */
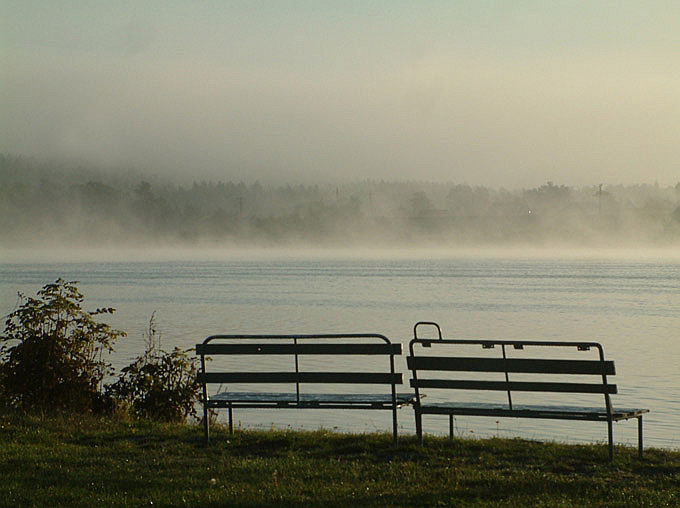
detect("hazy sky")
(2, 1), (679, 187)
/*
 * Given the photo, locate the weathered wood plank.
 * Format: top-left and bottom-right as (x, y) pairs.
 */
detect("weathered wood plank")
(416, 402), (648, 420)
(200, 372), (403, 384)
(210, 391), (416, 404)
(410, 378), (617, 393)
(407, 356), (615, 375)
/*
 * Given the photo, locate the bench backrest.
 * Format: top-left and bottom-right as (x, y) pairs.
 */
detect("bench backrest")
(408, 322), (616, 412)
(196, 333), (403, 398)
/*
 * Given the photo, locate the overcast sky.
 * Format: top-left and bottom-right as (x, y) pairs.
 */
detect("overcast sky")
(2, 1), (679, 187)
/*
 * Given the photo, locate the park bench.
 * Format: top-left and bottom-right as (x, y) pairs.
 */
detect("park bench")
(407, 322), (649, 460)
(196, 333), (415, 445)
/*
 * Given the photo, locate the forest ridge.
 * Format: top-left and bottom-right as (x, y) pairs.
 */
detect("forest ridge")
(2, 154), (679, 248)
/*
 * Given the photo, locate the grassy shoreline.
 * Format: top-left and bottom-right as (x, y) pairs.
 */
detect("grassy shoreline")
(1, 412), (679, 507)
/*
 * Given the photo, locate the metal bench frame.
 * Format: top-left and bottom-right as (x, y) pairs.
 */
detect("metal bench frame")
(408, 322), (649, 460)
(196, 333), (415, 445)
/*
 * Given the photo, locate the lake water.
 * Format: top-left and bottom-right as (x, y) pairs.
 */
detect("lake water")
(1, 251), (678, 450)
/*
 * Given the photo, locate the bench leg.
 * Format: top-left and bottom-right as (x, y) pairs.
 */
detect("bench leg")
(415, 409), (423, 445)
(638, 415), (644, 459)
(203, 403), (209, 445)
(392, 406), (399, 447)
(449, 415), (454, 440)
(607, 419), (614, 461)
(228, 405), (234, 434)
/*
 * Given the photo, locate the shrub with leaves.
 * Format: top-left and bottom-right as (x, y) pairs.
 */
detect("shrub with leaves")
(0, 279), (125, 412)
(107, 313), (201, 422)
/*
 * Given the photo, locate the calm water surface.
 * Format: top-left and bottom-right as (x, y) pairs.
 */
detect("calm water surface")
(1, 254), (678, 449)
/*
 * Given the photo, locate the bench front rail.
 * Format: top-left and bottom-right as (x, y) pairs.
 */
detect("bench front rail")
(196, 333), (414, 445)
(408, 323), (649, 460)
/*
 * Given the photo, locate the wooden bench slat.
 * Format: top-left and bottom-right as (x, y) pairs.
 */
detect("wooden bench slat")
(407, 356), (616, 375)
(200, 372), (403, 384)
(197, 343), (402, 356)
(410, 378), (618, 394)
(417, 402), (648, 420)
(200, 372), (297, 383)
(209, 392), (416, 404)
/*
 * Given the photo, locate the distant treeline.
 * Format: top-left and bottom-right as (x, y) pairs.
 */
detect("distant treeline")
(2, 154), (680, 247)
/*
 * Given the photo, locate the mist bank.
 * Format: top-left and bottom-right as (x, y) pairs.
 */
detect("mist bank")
(2, 154), (680, 251)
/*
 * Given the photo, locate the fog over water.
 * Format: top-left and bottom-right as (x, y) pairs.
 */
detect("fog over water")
(2, 154), (680, 251)
(2, 2), (680, 188)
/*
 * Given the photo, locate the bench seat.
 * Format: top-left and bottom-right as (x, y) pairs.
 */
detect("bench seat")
(418, 402), (648, 421)
(210, 391), (416, 409)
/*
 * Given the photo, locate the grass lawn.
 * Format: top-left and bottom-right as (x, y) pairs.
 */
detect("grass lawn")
(1, 412), (679, 507)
